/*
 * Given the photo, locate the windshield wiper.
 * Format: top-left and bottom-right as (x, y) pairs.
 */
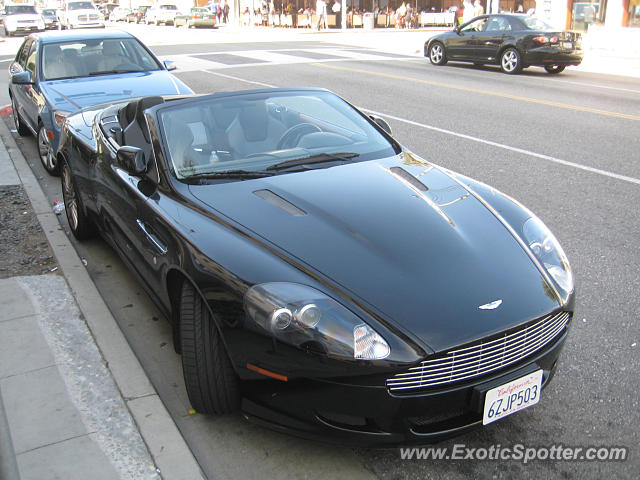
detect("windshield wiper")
(89, 69), (141, 76)
(184, 170), (276, 180)
(266, 152), (360, 171)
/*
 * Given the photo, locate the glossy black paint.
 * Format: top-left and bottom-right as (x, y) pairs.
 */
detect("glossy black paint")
(57, 88), (574, 445)
(425, 14), (583, 71)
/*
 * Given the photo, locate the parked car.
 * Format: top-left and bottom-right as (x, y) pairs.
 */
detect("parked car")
(109, 6), (130, 22)
(425, 14), (583, 74)
(3, 4), (44, 36)
(57, 87), (575, 446)
(39, 8), (59, 30)
(58, 0), (105, 29)
(8, 29), (193, 175)
(145, 4), (178, 25)
(174, 7), (216, 28)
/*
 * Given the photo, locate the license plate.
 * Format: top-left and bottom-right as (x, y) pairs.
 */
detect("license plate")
(482, 370), (542, 425)
(562, 41), (573, 50)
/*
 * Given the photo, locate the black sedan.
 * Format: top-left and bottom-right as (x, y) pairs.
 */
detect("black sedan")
(58, 88), (575, 446)
(425, 14), (583, 74)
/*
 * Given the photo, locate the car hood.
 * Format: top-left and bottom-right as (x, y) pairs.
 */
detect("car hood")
(40, 71), (189, 113)
(189, 153), (560, 353)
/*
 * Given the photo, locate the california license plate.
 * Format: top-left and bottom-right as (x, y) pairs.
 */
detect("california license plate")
(562, 41), (573, 50)
(482, 370), (542, 425)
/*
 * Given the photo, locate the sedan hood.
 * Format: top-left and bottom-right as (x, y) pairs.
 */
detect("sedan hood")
(40, 71), (188, 112)
(189, 154), (559, 353)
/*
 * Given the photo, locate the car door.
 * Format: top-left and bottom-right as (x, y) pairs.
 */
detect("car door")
(448, 17), (487, 60)
(474, 16), (510, 62)
(10, 38), (38, 133)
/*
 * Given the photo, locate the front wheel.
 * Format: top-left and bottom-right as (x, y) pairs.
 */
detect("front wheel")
(544, 65), (565, 74)
(61, 159), (95, 240)
(500, 48), (522, 74)
(428, 42), (447, 66)
(180, 282), (239, 414)
(37, 123), (58, 175)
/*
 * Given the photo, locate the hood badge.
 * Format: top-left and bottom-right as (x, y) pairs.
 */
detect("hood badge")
(479, 299), (503, 310)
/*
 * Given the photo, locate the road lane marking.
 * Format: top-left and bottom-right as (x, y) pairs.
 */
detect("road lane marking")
(196, 70), (640, 186)
(313, 62), (640, 121)
(362, 108), (640, 186)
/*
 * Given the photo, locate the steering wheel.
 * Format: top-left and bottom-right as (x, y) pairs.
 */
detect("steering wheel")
(276, 123), (321, 150)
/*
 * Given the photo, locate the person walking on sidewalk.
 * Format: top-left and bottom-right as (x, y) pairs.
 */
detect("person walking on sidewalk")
(316, 0), (328, 30)
(332, 0), (341, 28)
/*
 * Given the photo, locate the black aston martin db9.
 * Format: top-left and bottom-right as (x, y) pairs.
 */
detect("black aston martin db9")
(425, 14), (583, 74)
(58, 88), (574, 446)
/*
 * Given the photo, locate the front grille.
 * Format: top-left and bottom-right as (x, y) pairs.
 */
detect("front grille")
(387, 311), (570, 393)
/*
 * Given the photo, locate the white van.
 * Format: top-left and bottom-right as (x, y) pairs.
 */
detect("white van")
(59, 0), (105, 29)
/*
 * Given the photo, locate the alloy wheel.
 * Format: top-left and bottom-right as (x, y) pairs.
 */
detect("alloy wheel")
(430, 44), (443, 64)
(62, 163), (78, 231)
(38, 126), (56, 173)
(501, 48), (521, 74)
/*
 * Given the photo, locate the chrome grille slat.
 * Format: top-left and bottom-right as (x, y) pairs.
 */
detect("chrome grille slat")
(387, 312), (570, 392)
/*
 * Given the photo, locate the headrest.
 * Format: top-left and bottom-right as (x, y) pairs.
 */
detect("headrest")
(102, 41), (121, 56)
(239, 101), (269, 142)
(135, 96), (165, 142)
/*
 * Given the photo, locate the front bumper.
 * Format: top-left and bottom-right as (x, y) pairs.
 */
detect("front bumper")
(241, 325), (569, 447)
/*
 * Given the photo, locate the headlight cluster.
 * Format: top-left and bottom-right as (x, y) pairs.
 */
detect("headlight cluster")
(244, 283), (390, 360)
(523, 216), (574, 300)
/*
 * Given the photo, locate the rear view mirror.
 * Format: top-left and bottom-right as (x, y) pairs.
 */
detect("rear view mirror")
(369, 115), (392, 136)
(116, 146), (148, 175)
(11, 71), (34, 85)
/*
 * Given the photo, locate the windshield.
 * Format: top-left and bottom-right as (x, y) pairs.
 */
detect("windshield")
(522, 17), (554, 30)
(42, 38), (162, 81)
(6, 5), (38, 14)
(161, 5), (177, 9)
(158, 91), (399, 181)
(42, 9), (56, 16)
(68, 2), (95, 10)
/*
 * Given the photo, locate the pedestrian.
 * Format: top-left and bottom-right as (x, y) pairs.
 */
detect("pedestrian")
(462, 0), (474, 23)
(216, 1), (223, 23)
(473, 0), (484, 17)
(223, 0), (229, 23)
(316, 0), (327, 30)
(332, 0), (341, 28)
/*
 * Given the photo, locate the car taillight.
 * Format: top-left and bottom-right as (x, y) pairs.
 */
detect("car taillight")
(533, 35), (558, 44)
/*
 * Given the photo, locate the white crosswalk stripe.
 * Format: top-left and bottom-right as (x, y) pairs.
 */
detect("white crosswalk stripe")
(160, 48), (417, 72)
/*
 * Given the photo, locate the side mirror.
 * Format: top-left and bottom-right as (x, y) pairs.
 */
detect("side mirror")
(454, 25), (461, 34)
(163, 60), (176, 71)
(370, 115), (392, 136)
(11, 71), (34, 85)
(116, 146), (148, 175)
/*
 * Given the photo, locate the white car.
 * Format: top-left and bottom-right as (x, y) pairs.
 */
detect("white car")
(145, 4), (178, 25)
(109, 6), (130, 22)
(3, 4), (45, 36)
(59, 0), (105, 29)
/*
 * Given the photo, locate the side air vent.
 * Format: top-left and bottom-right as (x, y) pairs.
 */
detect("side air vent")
(253, 189), (306, 217)
(389, 167), (429, 192)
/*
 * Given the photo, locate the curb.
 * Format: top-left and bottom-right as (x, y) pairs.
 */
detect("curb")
(0, 116), (204, 480)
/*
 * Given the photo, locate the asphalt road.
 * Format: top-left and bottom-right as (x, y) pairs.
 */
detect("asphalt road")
(1, 29), (638, 480)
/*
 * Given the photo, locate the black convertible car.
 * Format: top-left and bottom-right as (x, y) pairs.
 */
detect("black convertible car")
(58, 88), (574, 446)
(425, 14), (583, 74)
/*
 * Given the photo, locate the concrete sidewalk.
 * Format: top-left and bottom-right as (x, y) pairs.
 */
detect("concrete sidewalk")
(0, 116), (203, 479)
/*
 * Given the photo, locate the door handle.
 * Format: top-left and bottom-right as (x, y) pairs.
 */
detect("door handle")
(136, 219), (167, 255)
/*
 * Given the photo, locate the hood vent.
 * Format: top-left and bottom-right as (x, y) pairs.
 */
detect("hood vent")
(389, 167), (429, 192)
(253, 189), (306, 217)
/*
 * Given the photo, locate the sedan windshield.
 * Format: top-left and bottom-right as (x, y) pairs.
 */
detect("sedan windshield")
(158, 91), (400, 180)
(42, 38), (162, 81)
(68, 2), (95, 10)
(5, 5), (38, 14)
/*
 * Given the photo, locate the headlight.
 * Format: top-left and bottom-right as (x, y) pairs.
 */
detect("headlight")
(523, 216), (574, 299)
(244, 283), (390, 360)
(54, 110), (71, 128)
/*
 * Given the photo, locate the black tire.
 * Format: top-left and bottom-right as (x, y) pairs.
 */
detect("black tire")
(61, 158), (95, 240)
(37, 123), (58, 175)
(544, 65), (565, 74)
(11, 96), (30, 137)
(180, 281), (239, 414)
(500, 47), (522, 74)
(428, 42), (447, 66)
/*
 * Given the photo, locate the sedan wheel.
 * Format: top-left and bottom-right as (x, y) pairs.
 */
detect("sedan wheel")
(429, 42), (447, 66)
(38, 124), (58, 175)
(544, 65), (565, 74)
(61, 159), (94, 240)
(501, 48), (522, 74)
(11, 97), (30, 136)
(180, 281), (239, 414)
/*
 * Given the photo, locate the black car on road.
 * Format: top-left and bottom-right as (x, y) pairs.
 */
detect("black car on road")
(57, 88), (575, 446)
(425, 14), (583, 74)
